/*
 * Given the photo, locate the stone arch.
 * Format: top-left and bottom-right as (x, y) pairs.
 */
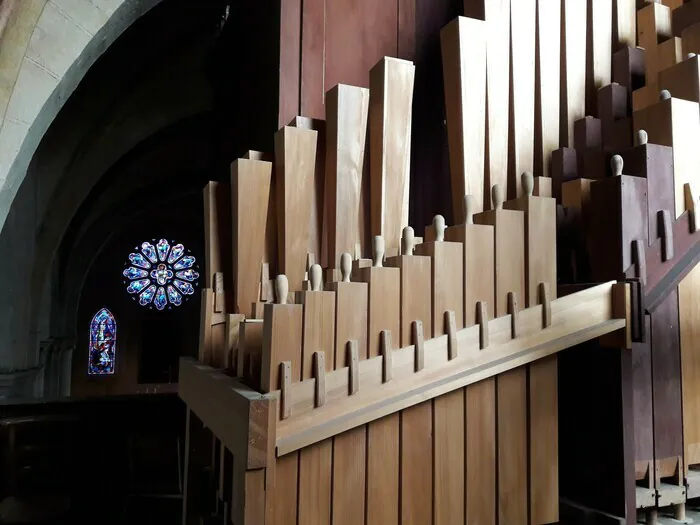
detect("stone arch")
(0, 0), (165, 234)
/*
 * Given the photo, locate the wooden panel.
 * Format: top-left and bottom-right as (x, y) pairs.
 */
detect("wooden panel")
(279, 0), (301, 127)
(615, 0), (636, 49)
(637, 3), (673, 85)
(327, 266), (368, 525)
(682, 21), (700, 55)
(633, 317), (654, 481)
(510, 0), (536, 197)
(369, 58), (415, 257)
(232, 159), (273, 315)
(650, 290), (684, 481)
(475, 197), (527, 525)
(300, 0), (326, 119)
(681, 265), (700, 471)
(586, 0), (612, 114)
(659, 55), (700, 105)
(561, 0), (587, 147)
(464, 0), (510, 212)
(446, 211), (496, 525)
(325, 85), (370, 268)
(633, 97), (700, 218)
(441, 16), (487, 217)
(296, 284), (335, 525)
(673, 4), (700, 38)
(535, 0), (560, 179)
(274, 126), (318, 292)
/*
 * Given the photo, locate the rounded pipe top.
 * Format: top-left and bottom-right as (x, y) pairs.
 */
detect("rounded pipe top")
(660, 89), (672, 100)
(401, 226), (415, 256)
(310, 264), (323, 292)
(611, 155), (624, 177)
(275, 274), (289, 304)
(372, 236), (385, 267)
(635, 129), (648, 147)
(340, 252), (352, 282)
(522, 171), (534, 198)
(463, 195), (475, 225)
(492, 184), (504, 210)
(433, 215), (446, 242)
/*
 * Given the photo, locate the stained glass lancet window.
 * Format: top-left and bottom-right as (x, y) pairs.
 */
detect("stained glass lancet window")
(88, 308), (117, 375)
(122, 239), (199, 310)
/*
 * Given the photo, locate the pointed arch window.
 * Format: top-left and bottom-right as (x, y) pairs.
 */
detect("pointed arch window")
(88, 308), (117, 375)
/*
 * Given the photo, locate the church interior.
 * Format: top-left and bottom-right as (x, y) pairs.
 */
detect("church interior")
(1, 0), (700, 524)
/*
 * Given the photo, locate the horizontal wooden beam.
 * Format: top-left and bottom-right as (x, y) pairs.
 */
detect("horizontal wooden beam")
(274, 282), (626, 456)
(178, 358), (276, 469)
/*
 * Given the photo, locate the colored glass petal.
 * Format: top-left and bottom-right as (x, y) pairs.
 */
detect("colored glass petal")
(168, 244), (185, 264)
(127, 279), (150, 294)
(167, 285), (182, 306)
(88, 308), (116, 375)
(157, 239), (170, 262)
(173, 256), (195, 270)
(175, 269), (199, 282)
(139, 285), (156, 306)
(140, 242), (158, 263)
(129, 253), (151, 269)
(173, 279), (195, 295)
(154, 287), (167, 310)
(123, 267), (148, 280)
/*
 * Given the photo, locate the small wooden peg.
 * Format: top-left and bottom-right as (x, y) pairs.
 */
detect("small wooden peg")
(476, 301), (489, 349)
(214, 272), (225, 313)
(433, 215), (446, 242)
(659, 89), (671, 100)
(381, 330), (393, 382)
(633, 239), (647, 286)
(508, 292), (520, 338)
(372, 236), (385, 267)
(611, 155), (623, 176)
(275, 274), (289, 304)
(522, 171), (534, 198)
(280, 361), (292, 419)
(313, 352), (326, 407)
(491, 184), (504, 210)
(411, 320), (425, 372)
(445, 311), (458, 360)
(401, 226), (415, 256)
(684, 183), (698, 233)
(539, 283), (552, 328)
(635, 129), (648, 147)
(347, 340), (359, 395)
(659, 210), (674, 261)
(340, 252), (352, 283)
(309, 264), (323, 292)
(464, 195), (475, 225)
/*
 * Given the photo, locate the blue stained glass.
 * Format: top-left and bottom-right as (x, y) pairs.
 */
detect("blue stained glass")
(175, 269), (199, 282)
(129, 253), (152, 270)
(141, 242), (158, 263)
(127, 279), (150, 294)
(154, 287), (167, 310)
(173, 256), (195, 270)
(123, 267), (148, 280)
(88, 308), (116, 375)
(157, 239), (170, 262)
(167, 285), (182, 306)
(139, 285), (156, 306)
(168, 244), (185, 264)
(150, 264), (173, 286)
(173, 279), (195, 296)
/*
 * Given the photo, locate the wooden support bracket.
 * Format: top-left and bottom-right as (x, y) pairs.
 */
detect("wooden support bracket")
(347, 340), (359, 395)
(633, 239), (647, 286)
(685, 183), (698, 233)
(477, 301), (489, 349)
(539, 283), (552, 328)
(314, 352), (326, 407)
(412, 321), (425, 371)
(381, 330), (393, 383)
(214, 272), (225, 313)
(281, 361), (292, 419)
(659, 210), (674, 261)
(508, 293), (520, 338)
(446, 311), (458, 360)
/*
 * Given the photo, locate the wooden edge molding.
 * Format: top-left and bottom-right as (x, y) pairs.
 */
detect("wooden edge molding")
(274, 281), (625, 456)
(178, 357), (276, 470)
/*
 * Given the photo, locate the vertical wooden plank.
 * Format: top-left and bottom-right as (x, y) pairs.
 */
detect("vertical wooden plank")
(586, 0), (612, 114)
(562, 0), (587, 147)
(441, 16), (487, 217)
(232, 159), (273, 315)
(415, 223), (464, 525)
(386, 228), (433, 524)
(300, 0), (326, 120)
(327, 254), (368, 525)
(464, 0), (510, 216)
(325, 85), (371, 268)
(369, 57), (416, 257)
(475, 185), (527, 525)
(279, 0), (301, 127)
(446, 195), (496, 525)
(510, 0), (536, 197)
(637, 2), (673, 97)
(274, 126), (318, 292)
(295, 266), (335, 525)
(505, 173), (558, 524)
(681, 265), (700, 473)
(535, 0), (560, 179)
(658, 54), (700, 105)
(357, 238), (401, 525)
(615, 0), (636, 49)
